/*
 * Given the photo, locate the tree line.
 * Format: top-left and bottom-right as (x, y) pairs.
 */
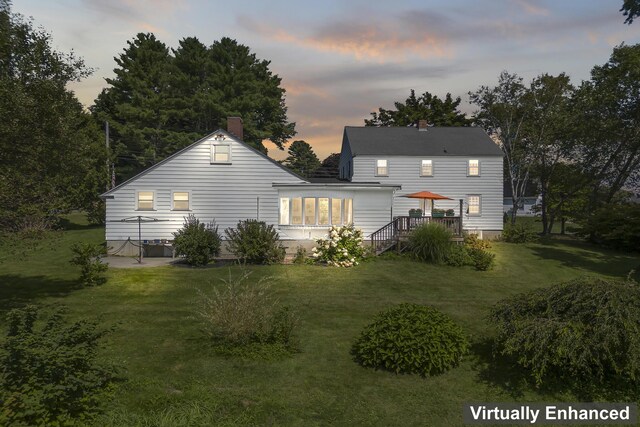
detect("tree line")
(0, 0), (638, 248)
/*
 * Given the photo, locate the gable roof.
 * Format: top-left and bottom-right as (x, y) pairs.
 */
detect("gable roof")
(100, 130), (306, 198)
(343, 126), (503, 157)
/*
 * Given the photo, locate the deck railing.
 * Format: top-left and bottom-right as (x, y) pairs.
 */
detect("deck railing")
(370, 216), (462, 254)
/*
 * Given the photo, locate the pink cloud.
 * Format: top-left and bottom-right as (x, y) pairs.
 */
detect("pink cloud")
(512, 0), (550, 16)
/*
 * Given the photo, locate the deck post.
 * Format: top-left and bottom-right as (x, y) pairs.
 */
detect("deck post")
(459, 199), (463, 236)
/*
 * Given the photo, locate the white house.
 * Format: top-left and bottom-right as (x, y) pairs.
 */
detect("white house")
(339, 121), (504, 237)
(101, 118), (503, 256)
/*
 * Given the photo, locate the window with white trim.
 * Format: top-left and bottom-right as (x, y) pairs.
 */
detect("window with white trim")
(375, 159), (388, 176)
(278, 197), (353, 226)
(420, 159), (433, 177)
(137, 191), (154, 210)
(279, 198), (290, 225)
(468, 159), (480, 176)
(318, 198), (329, 225)
(468, 195), (481, 216)
(331, 198), (342, 225)
(172, 191), (190, 210)
(304, 198), (316, 225)
(211, 144), (231, 163)
(291, 198), (303, 225)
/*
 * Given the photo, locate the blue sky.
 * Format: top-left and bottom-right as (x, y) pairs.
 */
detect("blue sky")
(13, 0), (640, 160)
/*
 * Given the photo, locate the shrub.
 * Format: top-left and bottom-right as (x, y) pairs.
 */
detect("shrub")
(0, 305), (118, 426)
(468, 247), (495, 271)
(195, 271), (298, 353)
(86, 199), (106, 225)
(312, 224), (366, 267)
(225, 220), (285, 265)
(351, 304), (469, 377)
(490, 276), (640, 389)
(173, 214), (221, 266)
(292, 246), (307, 264)
(407, 223), (453, 264)
(444, 244), (473, 267)
(502, 221), (538, 243)
(70, 242), (108, 286)
(579, 203), (640, 252)
(464, 232), (491, 250)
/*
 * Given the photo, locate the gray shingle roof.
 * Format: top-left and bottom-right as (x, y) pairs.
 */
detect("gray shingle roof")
(344, 126), (503, 157)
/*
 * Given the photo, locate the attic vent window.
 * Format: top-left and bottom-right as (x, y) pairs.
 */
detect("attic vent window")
(214, 133), (226, 141)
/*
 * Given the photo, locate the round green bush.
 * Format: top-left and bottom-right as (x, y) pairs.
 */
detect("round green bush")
(173, 214), (221, 266)
(351, 304), (469, 377)
(408, 223), (453, 264)
(225, 219), (285, 264)
(491, 276), (640, 389)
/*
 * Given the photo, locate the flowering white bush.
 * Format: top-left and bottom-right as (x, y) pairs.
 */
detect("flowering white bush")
(312, 224), (366, 267)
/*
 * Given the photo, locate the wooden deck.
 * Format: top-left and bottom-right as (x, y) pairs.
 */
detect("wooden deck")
(370, 215), (463, 255)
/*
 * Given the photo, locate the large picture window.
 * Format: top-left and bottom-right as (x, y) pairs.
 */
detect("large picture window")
(279, 197), (353, 226)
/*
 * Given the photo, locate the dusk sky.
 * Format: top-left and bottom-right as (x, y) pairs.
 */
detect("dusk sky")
(13, 0), (640, 160)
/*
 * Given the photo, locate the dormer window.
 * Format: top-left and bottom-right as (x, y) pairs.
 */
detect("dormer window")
(468, 159), (480, 176)
(420, 160), (433, 177)
(211, 144), (231, 163)
(375, 159), (388, 176)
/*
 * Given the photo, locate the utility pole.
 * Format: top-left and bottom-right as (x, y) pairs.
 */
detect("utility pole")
(105, 121), (110, 191)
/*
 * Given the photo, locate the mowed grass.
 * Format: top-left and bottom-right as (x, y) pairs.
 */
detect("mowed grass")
(0, 214), (639, 426)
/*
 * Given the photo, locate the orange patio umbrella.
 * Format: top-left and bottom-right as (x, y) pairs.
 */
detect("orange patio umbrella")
(401, 191), (452, 214)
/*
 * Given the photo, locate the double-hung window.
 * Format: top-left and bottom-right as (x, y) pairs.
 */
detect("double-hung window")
(172, 191), (190, 210)
(421, 160), (433, 177)
(468, 159), (480, 176)
(279, 197), (353, 226)
(137, 191), (154, 210)
(211, 144), (231, 163)
(468, 195), (481, 216)
(375, 159), (388, 176)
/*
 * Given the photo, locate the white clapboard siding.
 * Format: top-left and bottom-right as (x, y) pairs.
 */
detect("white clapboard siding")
(352, 155), (503, 231)
(104, 133), (304, 241)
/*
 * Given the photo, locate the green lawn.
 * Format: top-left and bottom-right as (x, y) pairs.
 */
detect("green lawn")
(1, 214), (639, 426)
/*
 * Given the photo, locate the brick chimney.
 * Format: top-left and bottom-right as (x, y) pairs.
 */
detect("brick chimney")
(418, 120), (429, 131)
(227, 117), (243, 140)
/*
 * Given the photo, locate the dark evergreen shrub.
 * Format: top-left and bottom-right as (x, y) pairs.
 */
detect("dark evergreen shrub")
(351, 304), (469, 376)
(490, 276), (640, 388)
(225, 220), (285, 264)
(444, 244), (473, 267)
(502, 221), (538, 243)
(408, 223), (453, 264)
(173, 214), (221, 266)
(580, 203), (640, 252)
(70, 242), (108, 286)
(468, 247), (495, 271)
(0, 305), (118, 426)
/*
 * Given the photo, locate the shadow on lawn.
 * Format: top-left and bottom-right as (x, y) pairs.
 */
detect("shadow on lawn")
(0, 274), (81, 312)
(529, 239), (640, 280)
(471, 338), (640, 401)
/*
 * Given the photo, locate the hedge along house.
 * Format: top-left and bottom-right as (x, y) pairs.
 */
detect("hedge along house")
(339, 120), (504, 239)
(100, 118), (398, 256)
